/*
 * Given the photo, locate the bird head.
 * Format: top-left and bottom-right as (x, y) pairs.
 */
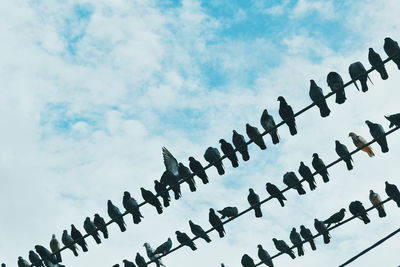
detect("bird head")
(175, 231), (180, 235)
(368, 47), (373, 52)
(107, 200), (112, 205)
(292, 227), (296, 231)
(300, 225), (305, 229)
(365, 120), (371, 126)
(249, 188), (254, 193)
(310, 79), (316, 85)
(219, 139), (225, 144)
(257, 244), (262, 249)
(369, 189), (374, 194)
(188, 156), (194, 161)
(189, 220), (193, 225)
(143, 243), (149, 248)
(348, 132), (355, 137)
(209, 208), (215, 213)
(272, 238), (277, 243)
(312, 153), (318, 158)
(340, 208), (346, 213)
(262, 109), (269, 116)
(124, 191), (130, 197)
(335, 140), (340, 145)
(277, 96), (284, 102)
(52, 234), (56, 238)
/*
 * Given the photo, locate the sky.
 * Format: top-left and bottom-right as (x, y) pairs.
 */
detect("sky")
(1, 0), (400, 266)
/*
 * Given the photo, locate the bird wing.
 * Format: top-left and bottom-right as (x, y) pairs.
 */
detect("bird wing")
(162, 147), (179, 176)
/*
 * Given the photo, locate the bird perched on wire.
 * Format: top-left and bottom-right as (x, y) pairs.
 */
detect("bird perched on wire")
(93, 213), (108, 239)
(217, 206), (238, 219)
(348, 132), (374, 157)
(266, 182), (287, 207)
(385, 181), (400, 207)
(241, 254), (256, 267)
(135, 253), (147, 267)
(277, 96), (297, 135)
(160, 170), (181, 200)
(178, 162), (196, 192)
(176, 231), (197, 251)
(219, 139), (239, 168)
(248, 188), (263, 218)
(300, 225), (316, 251)
(107, 200), (126, 232)
(314, 219), (331, 244)
(61, 230), (79, 257)
(298, 162), (316, 191)
(384, 37), (400, 69)
(335, 140), (353, 170)
(323, 208), (346, 227)
(122, 259), (137, 267)
(209, 208), (225, 238)
(143, 243), (165, 267)
(327, 71), (346, 104)
(246, 123), (267, 150)
(349, 201), (370, 224)
(283, 171), (306, 195)
(232, 130), (250, 161)
(189, 220), (211, 243)
(188, 156), (209, 184)
(204, 147), (225, 175)
(385, 113), (400, 128)
(162, 147), (182, 199)
(312, 153), (329, 183)
(71, 224), (88, 252)
(365, 120), (389, 153)
(260, 109), (280, 144)
(153, 238), (172, 256)
(49, 234), (62, 263)
(141, 187), (163, 214)
(348, 61), (373, 92)
(84, 217), (101, 244)
(368, 48), (388, 80)
(34, 245), (58, 265)
(257, 245), (274, 267)
(272, 238), (295, 259)
(28, 250), (44, 267)
(290, 228), (304, 257)
(309, 80), (331, 117)
(369, 190), (386, 217)
(154, 180), (171, 208)
(123, 191), (143, 224)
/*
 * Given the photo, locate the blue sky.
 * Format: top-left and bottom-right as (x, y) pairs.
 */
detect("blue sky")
(1, 0), (400, 266)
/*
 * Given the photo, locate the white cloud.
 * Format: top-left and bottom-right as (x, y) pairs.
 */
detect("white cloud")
(290, 0), (336, 20)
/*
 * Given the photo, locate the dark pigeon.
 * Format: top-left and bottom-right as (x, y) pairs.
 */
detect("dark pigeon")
(247, 188), (262, 218)
(219, 139), (239, 168)
(61, 230), (78, 257)
(241, 254), (256, 267)
(34, 245), (58, 265)
(217, 206), (239, 219)
(123, 259), (137, 267)
(266, 182), (287, 207)
(368, 48), (388, 80)
(257, 244), (274, 267)
(298, 162), (316, 191)
(232, 130), (250, 161)
(312, 153), (329, 183)
(107, 200), (126, 232)
(300, 225), (316, 251)
(327, 71), (346, 104)
(385, 181), (400, 207)
(141, 187), (163, 214)
(49, 234), (61, 263)
(277, 96), (297, 135)
(260, 109), (280, 144)
(272, 238), (295, 259)
(29, 250), (44, 267)
(384, 37), (400, 69)
(290, 228), (304, 257)
(160, 170), (181, 200)
(349, 201), (370, 224)
(309, 79), (330, 117)
(188, 157), (209, 184)
(153, 238), (172, 255)
(143, 243), (165, 267)
(314, 219), (331, 244)
(283, 171), (306, 195)
(323, 208), (346, 227)
(209, 208), (225, 238)
(122, 191), (143, 224)
(93, 213), (108, 239)
(348, 61), (373, 92)
(84, 217), (101, 244)
(365, 120), (388, 153)
(154, 180), (171, 207)
(189, 220), (211, 243)
(178, 162), (196, 192)
(369, 190), (386, 218)
(176, 231), (197, 251)
(385, 113), (400, 128)
(71, 224), (88, 252)
(204, 147), (225, 175)
(246, 123), (267, 150)
(335, 140), (353, 170)
(135, 253), (147, 267)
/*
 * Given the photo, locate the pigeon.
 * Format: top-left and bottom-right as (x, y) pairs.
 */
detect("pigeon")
(143, 243), (165, 267)
(365, 120), (388, 153)
(84, 217), (101, 244)
(309, 80), (330, 117)
(61, 230), (78, 256)
(71, 224), (88, 252)
(232, 130), (250, 161)
(277, 96), (297, 135)
(107, 200), (126, 232)
(266, 182), (287, 207)
(298, 162), (316, 191)
(18, 257), (30, 267)
(272, 238), (295, 259)
(323, 208), (346, 227)
(327, 71), (346, 104)
(246, 123), (267, 150)
(189, 220), (211, 243)
(160, 170), (181, 200)
(385, 181), (400, 207)
(209, 208), (225, 238)
(204, 147), (225, 175)
(217, 206), (239, 219)
(314, 219), (331, 244)
(290, 228), (304, 257)
(385, 113), (400, 128)
(348, 61), (373, 92)
(241, 254), (256, 267)
(93, 213), (108, 239)
(49, 234), (62, 262)
(34, 245), (58, 265)
(154, 180), (171, 207)
(219, 139), (239, 168)
(283, 171), (306, 195)
(29, 250), (44, 267)
(188, 157), (209, 184)
(162, 147), (179, 177)
(368, 48), (388, 80)
(312, 153), (329, 183)
(349, 201), (370, 224)
(123, 259), (137, 267)
(178, 162), (196, 192)
(348, 132), (374, 157)
(123, 191), (143, 223)
(247, 188), (262, 218)
(141, 187), (163, 214)
(257, 245), (274, 267)
(135, 253), (147, 267)
(260, 109), (280, 144)
(176, 231), (197, 251)
(369, 190), (386, 218)
(153, 238), (172, 255)
(383, 37), (400, 69)
(300, 225), (316, 251)
(335, 140), (353, 170)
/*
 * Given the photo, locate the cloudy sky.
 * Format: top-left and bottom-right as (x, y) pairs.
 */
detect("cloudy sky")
(1, 0), (400, 266)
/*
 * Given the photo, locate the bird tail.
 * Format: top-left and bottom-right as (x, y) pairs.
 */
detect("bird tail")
(308, 180), (317, 191)
(271, 132), (280, 144)
(162, 197), (170, 207)
(380, 142), (389, 153)
(216, 164), (225, 175)
(309, 240), (317, 251)
(319, 104), (331, 118)
(377, 207), (386, 218)
(362, 214), (371, 224)
(345, 160), (353, 171)
(204, 235), (212, 243)
(72, 248), (79, 257)
(361, 80), (368, 92)
(102, 229), (109, 239)
(362, 146), (375, 157)
(322, 173), (329, 183)
(94, 234), (101, 244)
(278, 198), (285, 207)
(190, 243), (197, 251)
(231, 159), (239, 168)
(82, 244), (88, 252)
(200, 174), (209, 184)
(288, 251), (296, 259)
(380, 68), (389, 80)
(296, 186), (306, 195)
(156, 205), (163, 214)
(173, 189), (181, 200)
(323, 233), (331, 244)
(241, 150), (250, 161)
(297, 246), (304, 257)
(335, 90), (346, 104)
(218, 228), (225, 238)
(118, 222), (127, 232)
(254, 207), (263, 218)
(188, 181), (197, 192)
(289, 124), (297, 136)
(56, 252), (62, 263)
(256, 139), (267, 150)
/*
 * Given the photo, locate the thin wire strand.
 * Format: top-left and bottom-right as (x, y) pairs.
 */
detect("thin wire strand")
(28, 51), (399, 267)
(146, 126), (400, 264)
